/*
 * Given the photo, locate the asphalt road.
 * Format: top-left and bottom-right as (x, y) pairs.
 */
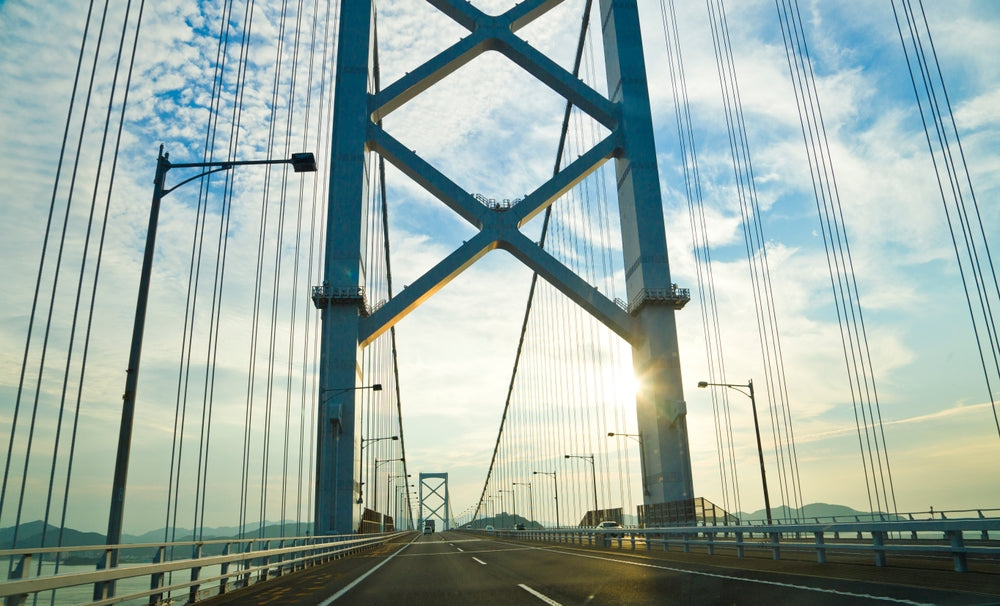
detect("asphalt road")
(200, 530), (1000, 605)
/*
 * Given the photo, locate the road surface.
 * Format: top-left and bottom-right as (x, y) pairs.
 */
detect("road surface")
(199, 530), (1000, 605)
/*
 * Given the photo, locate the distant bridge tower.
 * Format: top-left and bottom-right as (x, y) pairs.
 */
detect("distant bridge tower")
(314, 0), (693, 534)
(418, 472), (451, 532)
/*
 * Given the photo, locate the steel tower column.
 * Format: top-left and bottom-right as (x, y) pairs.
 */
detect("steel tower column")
(314, 0), (374, 536)
(599, 0), (695, 505)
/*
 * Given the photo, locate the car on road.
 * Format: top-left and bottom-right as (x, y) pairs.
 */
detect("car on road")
(485, 525), (494, 531)
(597, 520), (623, 537)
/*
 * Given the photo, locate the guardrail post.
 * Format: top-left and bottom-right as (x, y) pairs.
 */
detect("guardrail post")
(219, 543), (231, 595)
(735, 531), (744, 558)
(872, 531), (887, 567)
(188, 543), (203, 604)
(149, 546), (166, 605)
(947, 530), (968, 572)
(239, 541), (252, 588)
(706, 532), (714, 556)
(628, 532), (635, 551)
(770, 532), (781, 561)
(92, 548), (114, 600)
(814, 532), (826, 564)
(276, 539), (286, 577)
(259, 540), (270, 582)
(683, 533), (690, 553)
(6, 553), (32, 606)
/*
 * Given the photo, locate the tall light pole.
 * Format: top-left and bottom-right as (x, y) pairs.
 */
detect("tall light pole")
(374, 458), (403, 532)
(96, 147), (316, 601)
(532, 471), (559, 528)
(359, 433), (396, 506)
(608, 432), (649, 496)
(513, 482), (533, 527)
(500, 489), (515, 527)
(698, 379), (772, 525)
(565, 454), (598, 524)
(389, 474), (410, 524)
(323, 383), (383, 404)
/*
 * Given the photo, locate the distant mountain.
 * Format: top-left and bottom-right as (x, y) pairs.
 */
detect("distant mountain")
(736, 502), (904, 522)
(1, 519), (309, 551)
(0, 520), (105, 550)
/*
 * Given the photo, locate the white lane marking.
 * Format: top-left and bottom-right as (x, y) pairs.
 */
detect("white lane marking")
(456, 546), (464, 552)
(398, 546), (534, 557)
(537, 547), (932, 606)
(519, 584), (563, 606)
(318, 535), (419, 605)
(472, 557), (487, 565)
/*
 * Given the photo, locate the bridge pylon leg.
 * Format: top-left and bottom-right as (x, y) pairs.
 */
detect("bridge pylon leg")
(598, 0), (695, 506)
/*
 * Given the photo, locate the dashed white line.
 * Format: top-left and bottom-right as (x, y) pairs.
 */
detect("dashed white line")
(456, 546), (464, 552)
(472, 557), (487, 565)
(519, 584), (563, 605)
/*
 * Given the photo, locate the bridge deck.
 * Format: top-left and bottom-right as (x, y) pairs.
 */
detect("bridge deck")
(194, 531), (1000, 605)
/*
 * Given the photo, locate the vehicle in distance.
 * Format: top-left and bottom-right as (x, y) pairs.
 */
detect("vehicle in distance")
(597, 520), (623, 537)
(514, 523), (525, 530)
(423, 519), (435, 534)
(485, 525), (494, 531)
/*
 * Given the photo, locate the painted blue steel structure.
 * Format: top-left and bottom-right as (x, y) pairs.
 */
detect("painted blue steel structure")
(316, 0), (694, 535)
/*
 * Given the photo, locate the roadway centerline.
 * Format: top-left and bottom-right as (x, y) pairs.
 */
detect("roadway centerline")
(398, 546), (534, 557)
(518, 583), (563, 605)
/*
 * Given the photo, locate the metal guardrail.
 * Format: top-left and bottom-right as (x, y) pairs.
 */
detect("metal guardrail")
(0, 531), (409, 606)
(482, 518), (1000, 573)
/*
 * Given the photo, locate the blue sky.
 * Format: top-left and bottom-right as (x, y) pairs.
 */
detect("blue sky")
(1, 0), (998, 534)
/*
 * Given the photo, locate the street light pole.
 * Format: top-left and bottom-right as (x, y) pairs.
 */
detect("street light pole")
(533, 471), (559, 528)
(565, 454), (598, 524)
(374, 458), (403, 532)
(97, 147), (316, 601)
(513, 482), (533, 527)
(500, 489), (515, 527)
(609, 432), (649, 496)
(389, 474), (410, 530)
(698, 379), (772, 525)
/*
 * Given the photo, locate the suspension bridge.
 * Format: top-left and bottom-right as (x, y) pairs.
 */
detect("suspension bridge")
(1, 0), (999, 604)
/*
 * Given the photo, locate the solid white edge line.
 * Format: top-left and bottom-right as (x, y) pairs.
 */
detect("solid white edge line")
(519, 584), (563, 606)
(318, 534), (419, 605)
(533, 546), (933, 606)
(472, 557), (487, 565)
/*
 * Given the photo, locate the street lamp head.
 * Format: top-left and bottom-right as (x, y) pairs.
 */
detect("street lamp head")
(563, 454), (570, 459)
(697, 381), (709, 388)
(608, 432), (615, 437)
(290, 152), (318, 173)
(372, 383), (383, 391)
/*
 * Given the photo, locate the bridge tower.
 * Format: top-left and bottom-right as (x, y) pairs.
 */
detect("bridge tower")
(418, 473), (451, 532)
(314, 0), (693, 534)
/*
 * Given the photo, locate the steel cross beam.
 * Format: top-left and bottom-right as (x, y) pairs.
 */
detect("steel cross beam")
(419, 473), (450, 531)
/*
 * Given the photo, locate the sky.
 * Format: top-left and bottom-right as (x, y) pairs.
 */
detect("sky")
(1, 0), (999, 535)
